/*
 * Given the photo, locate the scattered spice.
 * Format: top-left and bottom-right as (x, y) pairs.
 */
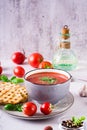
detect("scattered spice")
(61, 116), (86, 128)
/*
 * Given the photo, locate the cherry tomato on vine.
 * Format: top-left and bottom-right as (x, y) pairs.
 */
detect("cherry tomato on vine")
(40, 102), (53, 115)
(0, 66), (3, 74)
(28, 53), (44, 68)
(23, 102), (37, 116)
(38, 61), (53, 69)
(12, 52), (25, 64)
(13, 66), (25, 77)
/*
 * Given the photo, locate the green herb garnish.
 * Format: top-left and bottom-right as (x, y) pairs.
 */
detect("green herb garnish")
(13, 104), (23, 112)
(41, 77), (56, 84)
(0, 75), (10, 82)
(0, 75), (24, 84)
(72, 116), (86, 126)
(62, 116), (86, 128)
(10, 76), (24, 84)
(4, 104), (23, 112)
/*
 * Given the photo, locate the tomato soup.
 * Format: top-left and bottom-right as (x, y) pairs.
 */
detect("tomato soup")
(26, 72), (68, 85)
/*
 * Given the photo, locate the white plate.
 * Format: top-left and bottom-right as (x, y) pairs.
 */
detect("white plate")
(1, 92), (74, 120)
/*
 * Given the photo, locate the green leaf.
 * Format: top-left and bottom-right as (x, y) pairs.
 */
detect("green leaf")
(72, 116), (86, 126)
(0, 75), (10, 82)
(40, 77), (56, 84)
(10, 76), (16, 80)
(10, 77), (24, 84)
(77, 116), (86, 125)
(0, 75), (24, 84)
(15, 104), (22, 112)
(72, 116), (77, 122)
(4, 104), (16, 111)
(80, 116), (86, 120)
(4, 104), (23, 112)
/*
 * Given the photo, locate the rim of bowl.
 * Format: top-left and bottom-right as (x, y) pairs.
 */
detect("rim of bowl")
(24, 68), (72, 86)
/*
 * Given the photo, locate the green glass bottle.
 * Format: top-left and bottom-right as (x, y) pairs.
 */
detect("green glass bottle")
(52, 25), (78, 71)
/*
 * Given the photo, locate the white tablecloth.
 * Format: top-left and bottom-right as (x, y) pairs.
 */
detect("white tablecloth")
(0, 60), (87, 130)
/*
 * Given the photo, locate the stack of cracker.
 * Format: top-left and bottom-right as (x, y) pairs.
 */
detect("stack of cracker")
(0, 82), (28, 104)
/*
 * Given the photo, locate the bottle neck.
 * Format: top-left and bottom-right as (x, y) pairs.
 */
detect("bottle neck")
(59, 25), (71, 49)
(60, 41), (70, 49)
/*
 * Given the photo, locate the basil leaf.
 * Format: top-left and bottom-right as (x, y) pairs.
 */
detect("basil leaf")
(10, 76), (17, 80)
(0, 75), (10, 82)
(4, 104), (23, 112)
(15, 104), (22, 112)
(11, 77), (24, 84)
(41, 77), (56, 84)
(4, 104), (16, 111)
(0, 75), (24, 84)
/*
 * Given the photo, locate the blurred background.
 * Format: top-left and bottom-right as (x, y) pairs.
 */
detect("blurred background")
(0, 0), (87, 61)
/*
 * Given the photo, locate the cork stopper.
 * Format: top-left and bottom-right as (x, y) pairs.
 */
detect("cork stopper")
(61, 25), (70, 39)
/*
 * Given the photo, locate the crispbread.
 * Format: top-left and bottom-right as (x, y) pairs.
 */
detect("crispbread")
(15, 86), (28, 102)
(0, 82), (28, 104)
(0, 82), (14, 96)
(7, 93), (24, 104)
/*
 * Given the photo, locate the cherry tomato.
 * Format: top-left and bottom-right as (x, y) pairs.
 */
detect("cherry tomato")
(0, 66), (3, 74)
(38, 61), (53, 69)
(28, 53), (44, 68)
(23, 102), (37, 116)
(44, 126), (53, 130)
(40, 102), (53, 115)
(13, 66), (25, 77)
(12, 52), (25, 64)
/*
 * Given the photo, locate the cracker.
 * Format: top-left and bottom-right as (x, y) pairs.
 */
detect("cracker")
(1, 84), (20, 104)
(0, 82), (28, 104)
(0, 82), (13, 96)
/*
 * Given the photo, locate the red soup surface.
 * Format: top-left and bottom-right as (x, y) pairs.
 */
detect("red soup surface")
(26, 72), (69, 85)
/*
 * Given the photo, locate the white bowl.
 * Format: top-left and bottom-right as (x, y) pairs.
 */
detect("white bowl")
(24, 69), (72, 104)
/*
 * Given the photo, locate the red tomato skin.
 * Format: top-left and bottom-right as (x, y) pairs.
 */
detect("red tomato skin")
(12, 52), (25, 64)
(40, 102), (52, 115)
(28, 53), (44, 68)
(38, 61), (53, 69)
(44, 126), (53, 130)
(0, 66), (3, 74)
(13, 66), (25, 77)
(23, 102), (37, 116)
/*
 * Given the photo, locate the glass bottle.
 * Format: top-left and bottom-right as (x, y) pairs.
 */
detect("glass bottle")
(52, 25), (78, 71)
